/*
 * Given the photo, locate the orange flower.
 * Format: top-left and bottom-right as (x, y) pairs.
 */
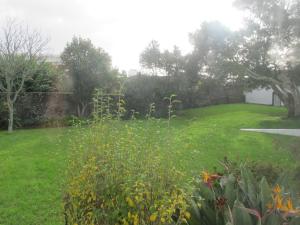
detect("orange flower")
(201, 171), (210, 183)
(274, 195), (283, 210)
(268, 185), (300, 217)
(286, 198), (294, 211)
(273, 184), (281, 194)
(281, 197), (300, 215)
(266, 202), (273, 210)
(201, 171), (221, 188)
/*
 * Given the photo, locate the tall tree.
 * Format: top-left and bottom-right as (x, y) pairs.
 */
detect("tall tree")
(140, 41), (185, 77)
(0, 19), (48, 132)
(61, 37), (116, 117)
(189, 21), (243, 84)
(161, 46), (185, 77)
(234, 0), (300, 117)
(139, 40), (162, 75)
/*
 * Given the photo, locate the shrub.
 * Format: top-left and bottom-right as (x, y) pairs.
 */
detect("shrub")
(63, 94), (190, 225)
(248, 161), (283, 184)
(219, 157), (283, 185)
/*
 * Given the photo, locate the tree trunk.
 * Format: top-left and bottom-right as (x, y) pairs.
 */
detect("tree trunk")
(7, 102), (14, 133)
(286, 86), (300, 118)
(273, 85), (300, 118)
(77, 103), (88, 118)
(287, 96), (295, 118)
(247, 69), (300, 118)
(292, 93), (300, 117)
(294, 104), (300, 117)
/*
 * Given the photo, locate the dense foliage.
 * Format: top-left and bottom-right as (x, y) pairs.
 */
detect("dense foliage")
(61, 37), (120, 117)
(0, 61), (61, 129)
(123, 74), (243, 117)
(64, 94), (190, 225)
(137, 0), (300, 118)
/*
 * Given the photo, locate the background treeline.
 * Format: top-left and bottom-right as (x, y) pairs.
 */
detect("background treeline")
(2, 0), (300, 129)
(0, 28), (244, 129)
(124, 74), (243, 117)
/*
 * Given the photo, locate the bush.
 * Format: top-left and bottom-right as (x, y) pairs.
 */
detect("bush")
(218, 157), (283, 185)
(63, 95), (190, 225)
(248, 161), (283, 184)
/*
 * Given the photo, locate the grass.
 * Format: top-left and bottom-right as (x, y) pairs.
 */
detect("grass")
(170, 104), (300, 174)
(0, 103), (300, 224)
(0, 128), (69, 225)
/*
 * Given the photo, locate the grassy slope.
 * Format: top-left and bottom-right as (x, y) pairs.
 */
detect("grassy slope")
(171, 104), (300, 174)
(0, 104), (299, 224)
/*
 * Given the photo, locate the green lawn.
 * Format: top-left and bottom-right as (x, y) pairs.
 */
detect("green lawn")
(0, 104), (300, 225)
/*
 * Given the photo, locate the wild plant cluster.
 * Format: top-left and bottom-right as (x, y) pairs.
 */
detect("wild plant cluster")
(63, 91), (300, 225)
(63, 90), (189, 225)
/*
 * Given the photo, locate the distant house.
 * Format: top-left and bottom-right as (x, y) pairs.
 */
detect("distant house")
(244, 88), (284, 106)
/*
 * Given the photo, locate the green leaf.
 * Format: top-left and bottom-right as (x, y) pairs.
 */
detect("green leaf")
(264, 213), (282, 225)
(232, 200), (253, 225)
(240, 166), (258, 208)
(259, 177), (271, 216)
(290, 217), (300, 225)
(224, 174), (237, 208)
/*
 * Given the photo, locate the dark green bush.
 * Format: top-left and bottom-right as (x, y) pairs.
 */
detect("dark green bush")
(219, 157), (283, 185)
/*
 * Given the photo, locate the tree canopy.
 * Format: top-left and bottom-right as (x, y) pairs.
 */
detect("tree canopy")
(61, 37), (118, 117)
(233, 0), (300, 117)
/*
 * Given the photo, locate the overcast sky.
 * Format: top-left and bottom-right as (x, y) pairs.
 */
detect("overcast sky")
(0, 0), (244, 72)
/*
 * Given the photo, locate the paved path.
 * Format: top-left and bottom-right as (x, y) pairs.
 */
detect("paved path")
(240, 129), (300, 137)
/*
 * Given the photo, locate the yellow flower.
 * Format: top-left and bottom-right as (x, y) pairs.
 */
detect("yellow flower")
(126, 197), (135, 207)
(161, 217), (166, 223)
(122, 219), (129, 225)
(133, 214), (138, 225)
(149, 214), (157, 222)
(184, 211), (191, 219)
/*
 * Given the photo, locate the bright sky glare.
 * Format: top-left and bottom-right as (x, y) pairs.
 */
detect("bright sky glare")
(0, 0), (244, 72)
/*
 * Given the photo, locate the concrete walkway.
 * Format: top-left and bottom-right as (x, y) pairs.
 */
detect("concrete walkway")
(240, 129), (300, 137)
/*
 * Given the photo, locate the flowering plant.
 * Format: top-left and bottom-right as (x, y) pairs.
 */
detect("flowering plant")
(191, 165), (300, 225)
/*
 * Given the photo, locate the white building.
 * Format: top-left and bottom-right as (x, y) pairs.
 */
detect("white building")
(244, 88), (283, 106)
